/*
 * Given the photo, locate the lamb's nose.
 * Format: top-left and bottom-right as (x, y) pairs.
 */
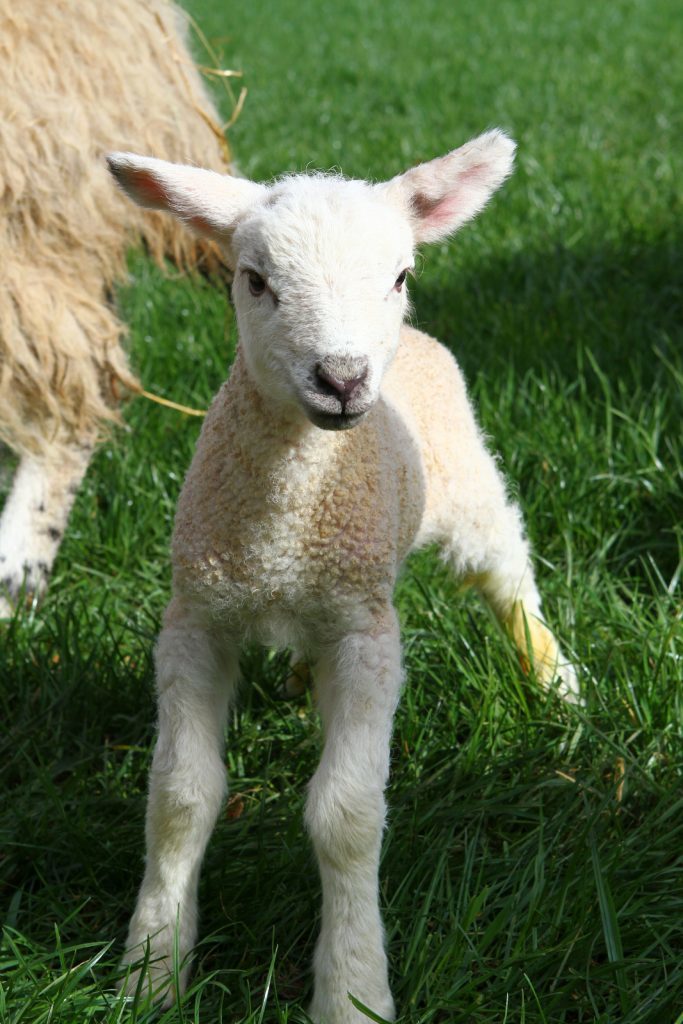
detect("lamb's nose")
(315, 359), (368, 405)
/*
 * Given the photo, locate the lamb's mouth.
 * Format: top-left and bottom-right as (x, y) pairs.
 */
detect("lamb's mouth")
(300, 386), (374, 430)
(305, 407), (367, 431)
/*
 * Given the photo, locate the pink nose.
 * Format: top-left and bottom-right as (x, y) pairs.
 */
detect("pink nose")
(315, 360), (368, 405)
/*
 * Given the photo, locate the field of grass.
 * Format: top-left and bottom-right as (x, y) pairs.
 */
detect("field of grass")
(1, 0), (681, 1021)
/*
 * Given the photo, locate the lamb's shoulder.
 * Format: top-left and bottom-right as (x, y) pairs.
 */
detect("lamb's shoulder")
(384, 324), (490, 532)
(385, 324), (470, 417)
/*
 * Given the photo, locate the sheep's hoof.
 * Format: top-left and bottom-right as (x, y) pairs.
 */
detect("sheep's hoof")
(282, 659), (311, 698)
(0, 570), (44, 618)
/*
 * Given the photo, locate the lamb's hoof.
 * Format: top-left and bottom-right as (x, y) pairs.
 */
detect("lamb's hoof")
(524, 643), (582, 707)
(309, 992), (396, 1024)
(554, 658), (582, 705)
(119, 940), (189, 1008)
(119, 958), (179, 1008)
(507, 604), (581, 706)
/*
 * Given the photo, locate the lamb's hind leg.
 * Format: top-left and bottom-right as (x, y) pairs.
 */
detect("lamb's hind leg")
(442, 461), (578, 703)
(121, 598), (238, 1004)
(0, 442), (93, 616)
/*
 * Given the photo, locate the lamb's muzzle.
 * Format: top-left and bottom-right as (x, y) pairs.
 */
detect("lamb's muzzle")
(303, 355), (372, 428)
(110, 128), (579, 1024)
(315, 357), (369, 404)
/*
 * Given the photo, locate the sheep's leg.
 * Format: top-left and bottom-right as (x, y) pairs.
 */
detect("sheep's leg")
(121, 599), (237, 1005)
(442, 460), (578, 702)
(283, 650), (311, 697)
(306, 609), (402, 1024)
(0, 443), (92, 616)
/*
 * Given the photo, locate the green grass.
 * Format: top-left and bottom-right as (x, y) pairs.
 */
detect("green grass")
(1, 0), (681, 1020)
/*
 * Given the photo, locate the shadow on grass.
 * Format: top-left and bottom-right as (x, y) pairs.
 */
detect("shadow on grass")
(413, 229), (682, 587)
(413, 228), (682, 384)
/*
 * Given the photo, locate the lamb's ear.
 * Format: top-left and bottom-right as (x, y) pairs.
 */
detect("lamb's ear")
(381, 129), (516, 243)
(106, 152), (266, 241)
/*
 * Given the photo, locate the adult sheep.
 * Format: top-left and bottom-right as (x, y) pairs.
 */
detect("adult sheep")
(0, 0), (233, 615)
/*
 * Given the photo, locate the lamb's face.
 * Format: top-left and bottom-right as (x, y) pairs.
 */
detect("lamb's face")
(231, 177), (414, 429)
(107, 131), (515, 429)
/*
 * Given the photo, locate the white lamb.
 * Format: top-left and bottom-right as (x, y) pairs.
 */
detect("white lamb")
(108, 130), (578, 1023)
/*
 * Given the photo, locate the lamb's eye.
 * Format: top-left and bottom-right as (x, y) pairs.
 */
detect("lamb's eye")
(394, 269), (408, 292)
(247, 271), (266, 296)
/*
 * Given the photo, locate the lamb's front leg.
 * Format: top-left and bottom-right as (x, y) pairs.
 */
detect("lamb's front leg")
(121, 598), (238, 1005)
(306, 608), (402, 1024)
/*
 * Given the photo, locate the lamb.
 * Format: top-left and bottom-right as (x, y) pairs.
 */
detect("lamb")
(108, 130), (578, 1023)
(0, 0), (232, 616)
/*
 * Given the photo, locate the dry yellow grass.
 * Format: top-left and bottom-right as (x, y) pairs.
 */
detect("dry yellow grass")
(0, 0), (234, 457)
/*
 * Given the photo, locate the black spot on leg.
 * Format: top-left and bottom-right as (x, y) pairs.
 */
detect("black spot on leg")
(37, 561), (49, 576)
(44, 527), (62, 542)
(37, 503), (46, 513)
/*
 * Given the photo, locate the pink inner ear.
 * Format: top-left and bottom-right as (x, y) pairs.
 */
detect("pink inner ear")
(455, 162), (490, 186)
(411, 161), (491, 236)
(130, 170), (170, 208)
(411, 191), (460, 230)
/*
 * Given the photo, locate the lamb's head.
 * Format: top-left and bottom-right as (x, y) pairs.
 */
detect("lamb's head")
(107, 130), (515, 430)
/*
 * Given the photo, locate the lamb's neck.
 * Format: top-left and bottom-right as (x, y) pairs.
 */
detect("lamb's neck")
(224, 348), (349, 501)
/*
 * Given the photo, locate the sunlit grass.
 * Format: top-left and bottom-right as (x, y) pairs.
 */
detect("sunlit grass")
(1, 0), (681, 1020)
